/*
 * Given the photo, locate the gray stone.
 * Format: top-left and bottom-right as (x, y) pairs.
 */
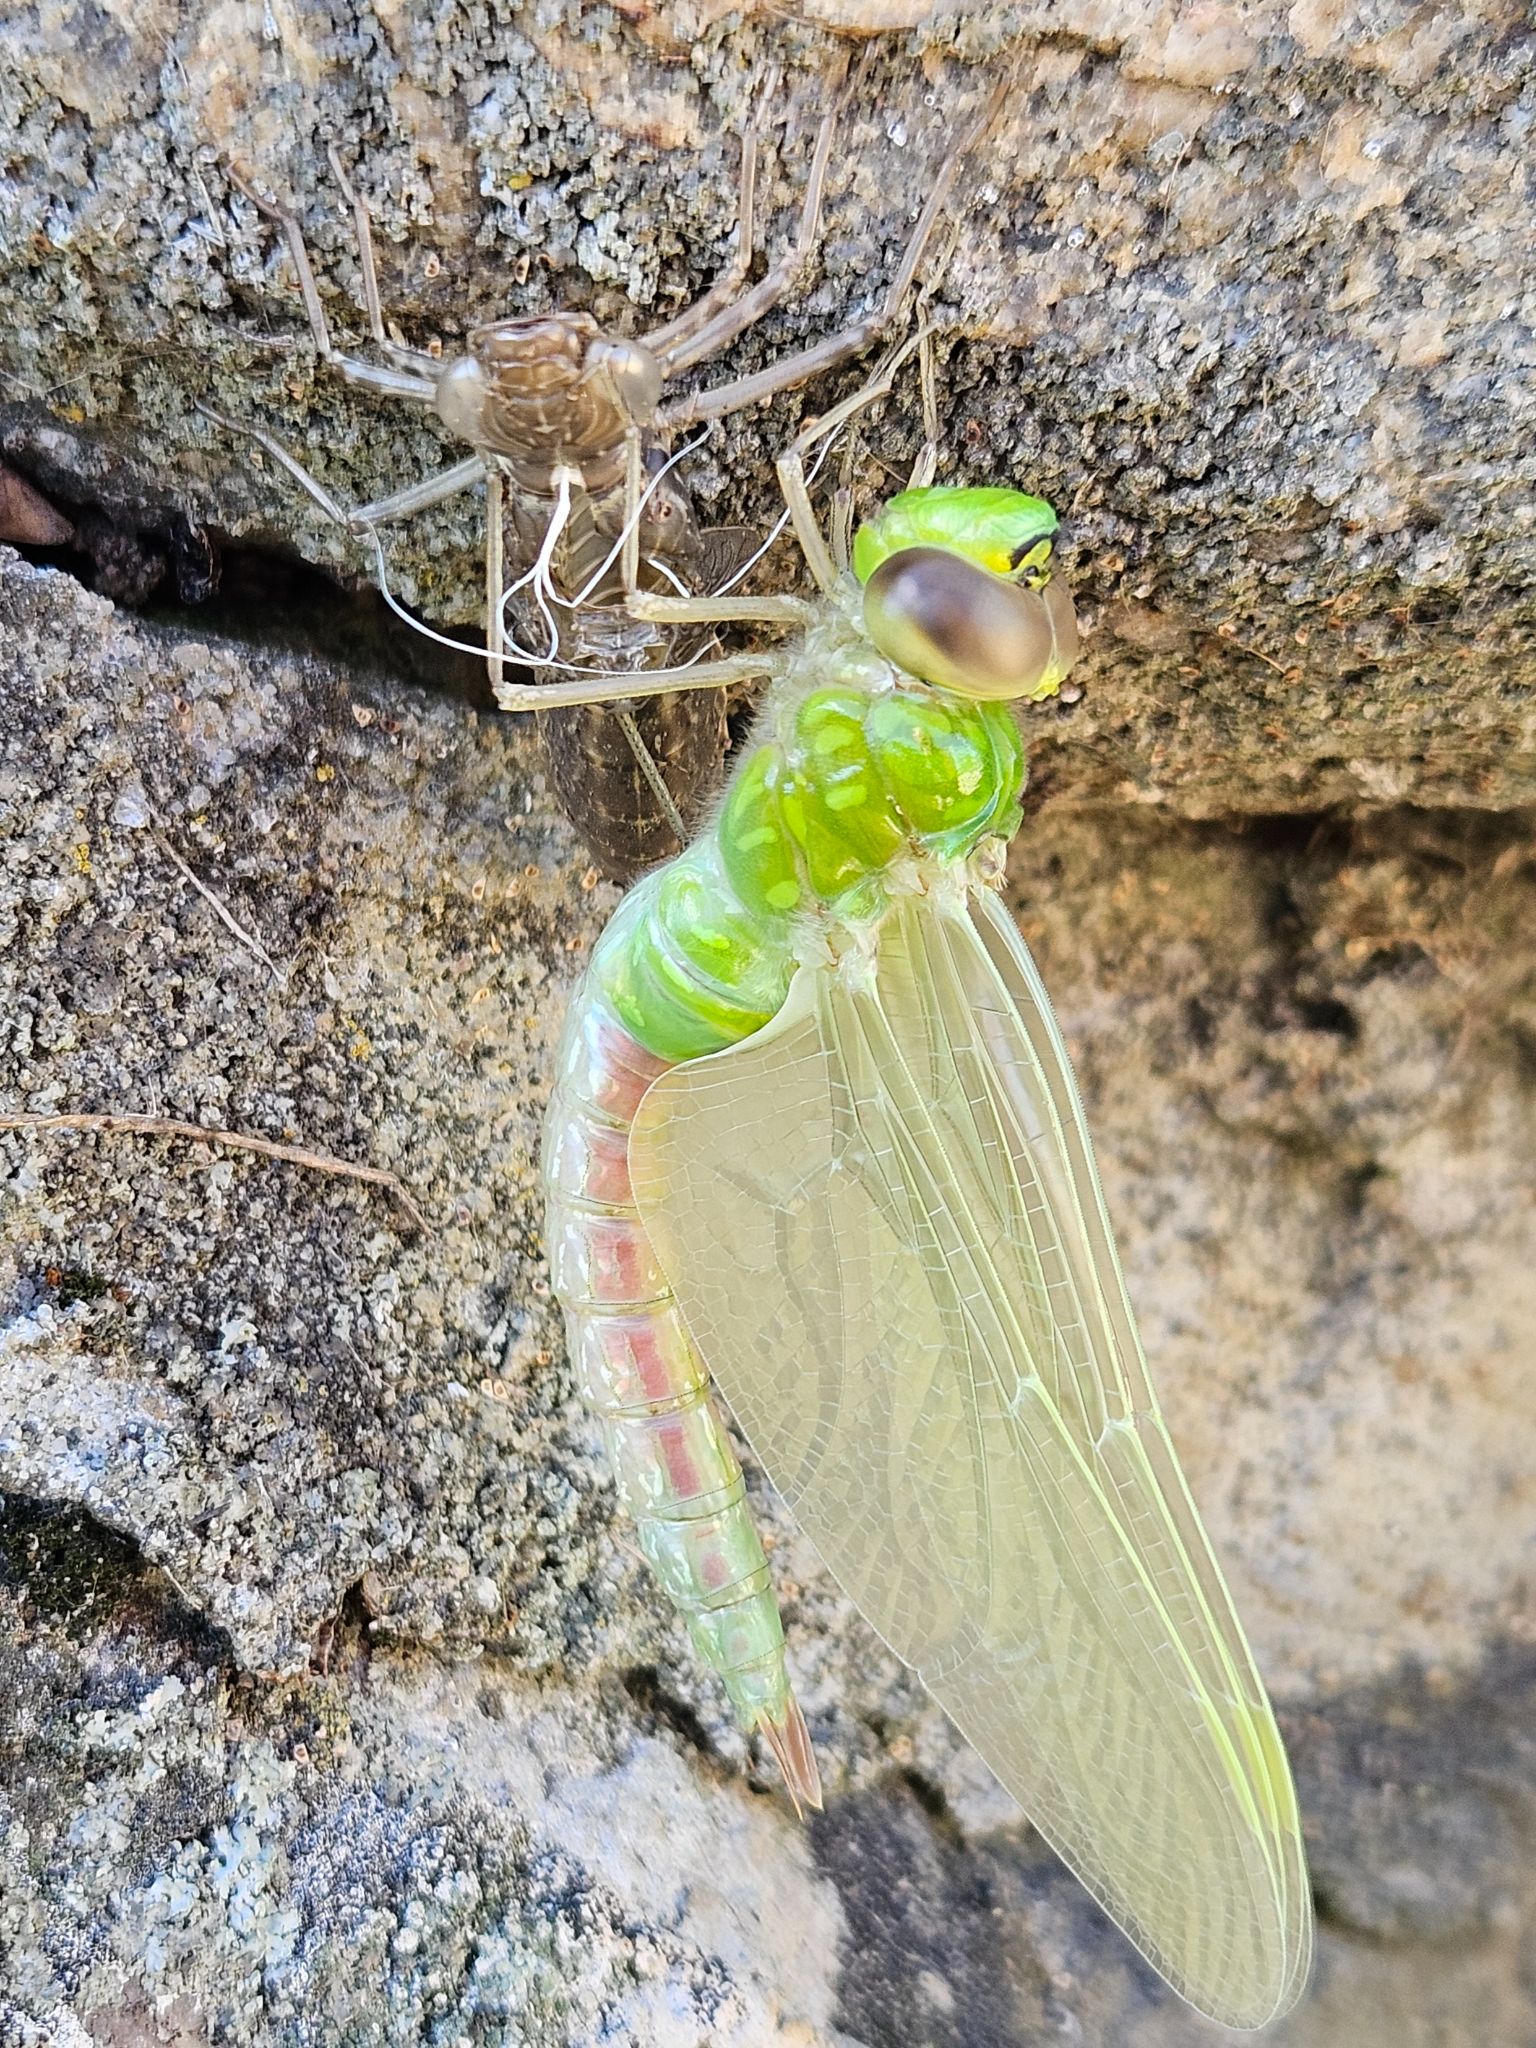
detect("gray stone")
(1, 1), (1532, 813)
(1, 2), (1534, 2041)
(3, 553), (1534, 2043)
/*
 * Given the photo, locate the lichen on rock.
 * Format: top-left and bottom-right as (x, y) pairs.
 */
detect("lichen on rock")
(1, 1), (1534, 2040)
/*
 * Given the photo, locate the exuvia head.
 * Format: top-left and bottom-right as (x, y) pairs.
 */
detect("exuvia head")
(432, 315), (664, 456)
(854, 486), (1081, 702)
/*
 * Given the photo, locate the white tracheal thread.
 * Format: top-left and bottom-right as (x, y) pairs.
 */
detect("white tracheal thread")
(364, 420), (844, 678)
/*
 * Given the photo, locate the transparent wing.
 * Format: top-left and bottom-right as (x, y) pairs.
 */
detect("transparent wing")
(629, 888), (1312, 2029)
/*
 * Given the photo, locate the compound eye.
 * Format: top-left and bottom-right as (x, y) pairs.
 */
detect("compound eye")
(863, 545), (1080, 701)
(588, 338), (663, 422)
(433, 356), (488, 442)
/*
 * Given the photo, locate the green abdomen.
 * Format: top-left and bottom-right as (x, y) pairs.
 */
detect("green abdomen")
(594, 634), (1025, 1065)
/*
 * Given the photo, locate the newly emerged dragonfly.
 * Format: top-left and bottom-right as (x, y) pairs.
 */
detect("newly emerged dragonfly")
(542, 400), (1314, 2021)
(216, 74), (990, 876)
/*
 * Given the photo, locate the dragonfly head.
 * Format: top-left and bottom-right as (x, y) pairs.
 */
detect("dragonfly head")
(854, 487), (1080, 703)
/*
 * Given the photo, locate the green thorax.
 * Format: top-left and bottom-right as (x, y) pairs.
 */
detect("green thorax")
(592, 598), (1026, 1065)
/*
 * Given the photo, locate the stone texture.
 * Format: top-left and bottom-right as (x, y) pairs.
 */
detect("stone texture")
(2, 559), (1534, 2043)
(1, 0), (1533, 813)
(1006, 801), (1536, 1696)
(1, 1), (1533, 2042)
(0, 557), (601, 1683)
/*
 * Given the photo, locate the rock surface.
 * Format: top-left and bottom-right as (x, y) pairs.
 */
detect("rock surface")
(3, 555), (1534, 2044)
(1, 1), (1534, 2043)
(1, 0), (1533, 815)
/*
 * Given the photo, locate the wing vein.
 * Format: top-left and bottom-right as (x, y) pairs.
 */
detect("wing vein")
(629, 887), (1312, 2026)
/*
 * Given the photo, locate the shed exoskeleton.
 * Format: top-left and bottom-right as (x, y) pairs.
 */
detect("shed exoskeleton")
(215, 75), (998, 876)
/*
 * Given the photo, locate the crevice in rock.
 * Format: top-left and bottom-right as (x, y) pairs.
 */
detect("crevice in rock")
(1291, 994), (1360, 1041)
(0, 1491), (227, 1662)
(145, 532), (495, 708)
(898, 1764), (968, 1845)
(620, 1664), (721, 1764)
(0, 451), (491, 706)
(811, 1776), (1025, 2048)
(0, 1491), (146, 1627)
(306, 1577), (376, 1679)
(1499, 1018), (1536, 1087)
(1289, 1643), (1536, 1947)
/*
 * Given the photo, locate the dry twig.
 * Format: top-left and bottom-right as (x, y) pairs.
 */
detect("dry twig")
(153, 831), (285, 981)
(0, 1111), (426, 1233)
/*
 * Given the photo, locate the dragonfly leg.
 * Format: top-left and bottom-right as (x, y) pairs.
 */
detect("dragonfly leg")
(323, 143), (443, 377)
(348, 458), (487, 528)
(639, 119), (760, 363)
(621, 428), (644, 597)
(612, 704), (690, 848)
(908, 326), (942, 491)
(830, 480), (856, 576)
(657, 80), (1003, 435)
(228, 164), (437, 404)
(324, 142), (387, 347)
(492, 653), (773, 714)
(645, 95), (839, 377)
(820, 311), (937, 572)
(486, 460), (506, 698)
(627, 592), (813, 631)
(773, 327), (928, 591)
(198, 404), (483, 532)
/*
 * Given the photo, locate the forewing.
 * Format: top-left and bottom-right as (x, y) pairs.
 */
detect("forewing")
(628, 891), (1312, 2029)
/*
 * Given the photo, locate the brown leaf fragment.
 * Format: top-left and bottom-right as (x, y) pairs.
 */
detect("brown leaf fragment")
(0, 461), (73, 545)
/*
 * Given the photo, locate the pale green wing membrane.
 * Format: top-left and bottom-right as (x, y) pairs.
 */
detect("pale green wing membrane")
(628, 889), (1312, 2028)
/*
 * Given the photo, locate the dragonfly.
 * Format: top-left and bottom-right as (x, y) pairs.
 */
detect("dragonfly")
(541, 351), (1314, 2027)
(214, 73), (993, 877)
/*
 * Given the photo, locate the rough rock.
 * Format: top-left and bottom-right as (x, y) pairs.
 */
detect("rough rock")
(1, 0), (1533, 814)
(3, 558), (1534, 2042)
(1, 1), (1534, 2042)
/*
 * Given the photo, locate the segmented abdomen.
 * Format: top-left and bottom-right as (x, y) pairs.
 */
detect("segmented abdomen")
(542, 991), (820, 1802)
